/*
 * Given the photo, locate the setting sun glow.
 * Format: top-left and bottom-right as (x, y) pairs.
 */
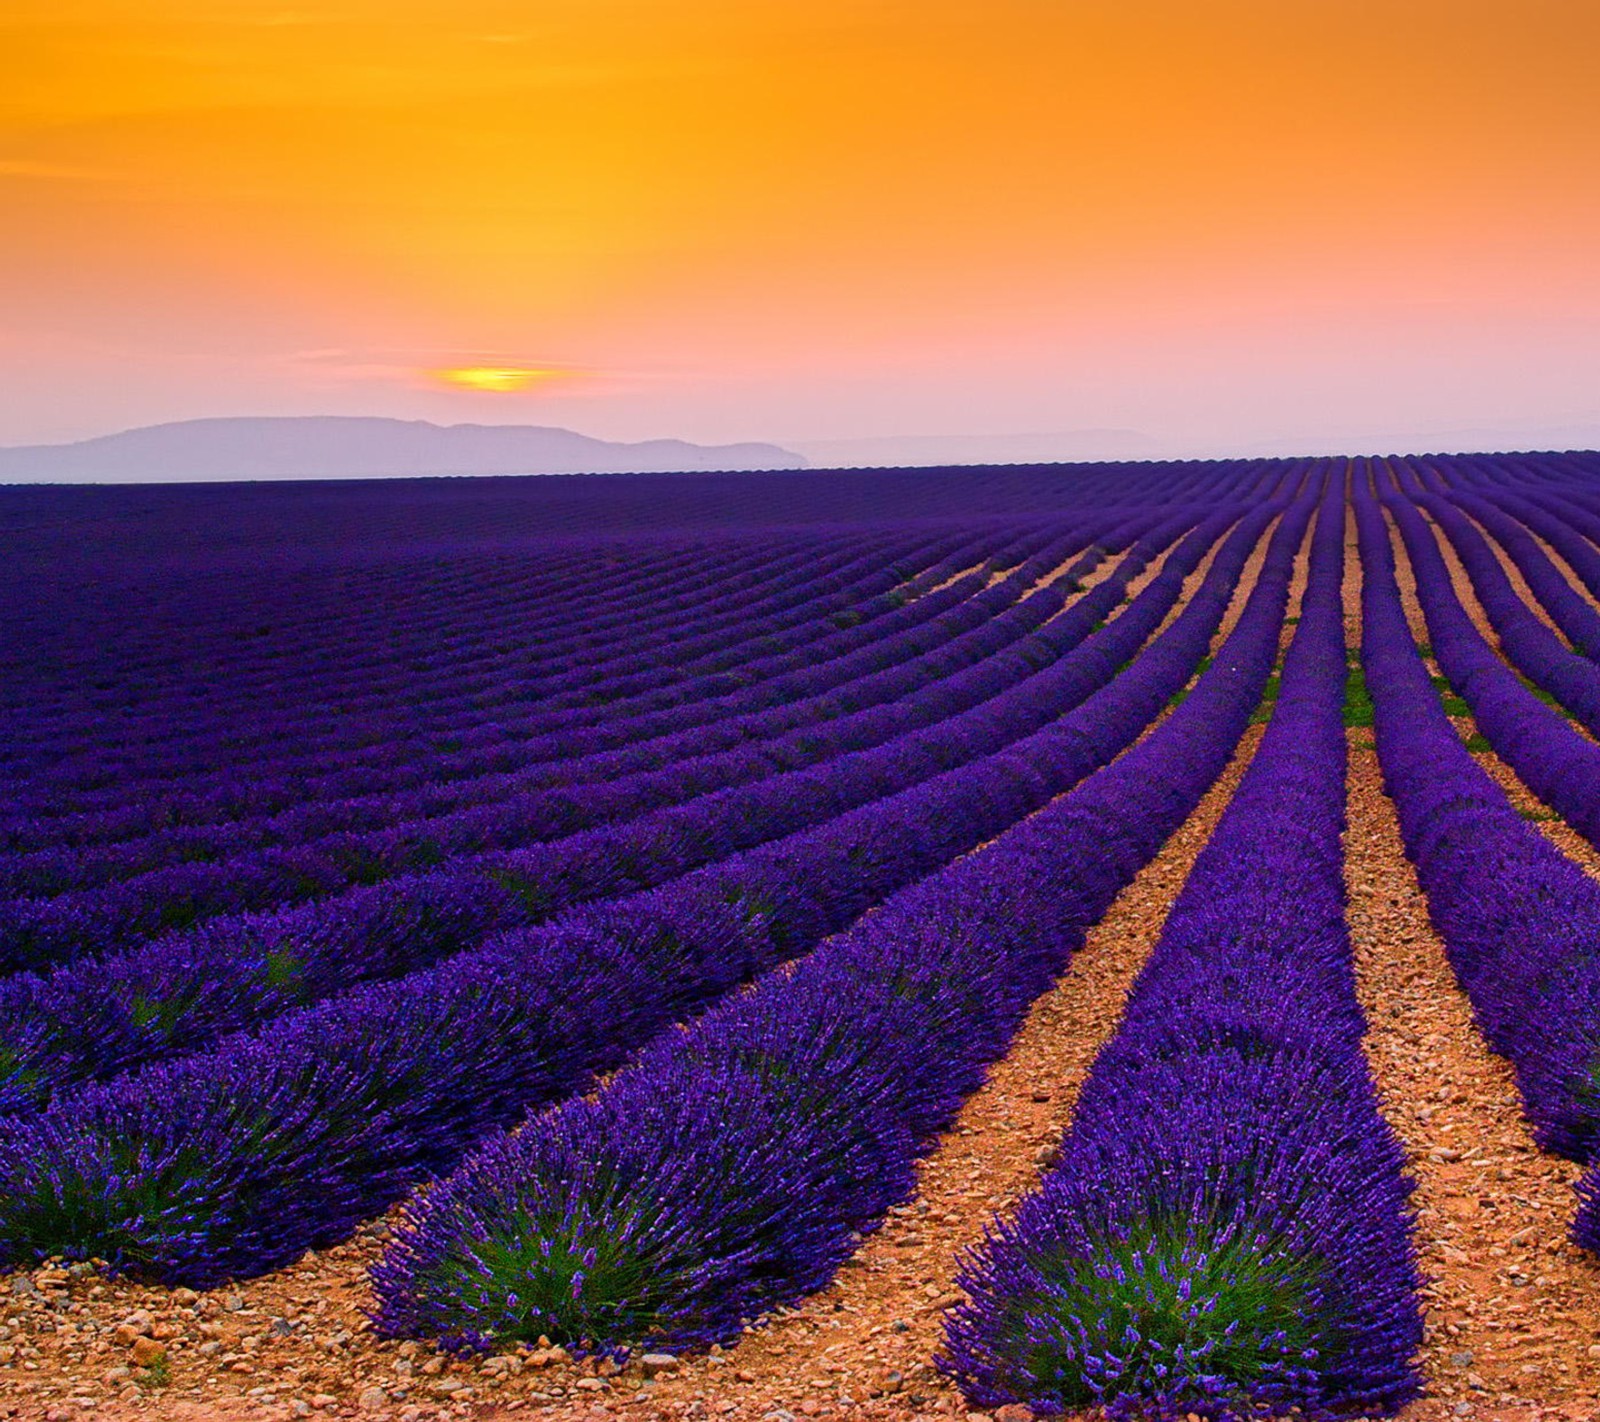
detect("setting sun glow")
(429, 367), (572, 395)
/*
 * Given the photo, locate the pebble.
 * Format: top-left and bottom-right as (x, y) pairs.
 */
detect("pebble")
(129, 1336), (166, 1367)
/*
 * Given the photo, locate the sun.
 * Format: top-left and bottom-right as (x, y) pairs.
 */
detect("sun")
(428, 366), (570, 393)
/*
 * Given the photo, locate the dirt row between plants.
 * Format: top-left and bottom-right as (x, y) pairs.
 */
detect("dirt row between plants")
(1347, 737), (1600, 1421)
(0, 523), (1280, 1422)
(1414, 503), (1600, 748)
(1450, 506), (1572, 643)
(646, 495), (1310, 1420)
(1397, 496), (1600, 873)
(34, 499), (1600, 1422)
(1356, 498), (1600, 1420)
(1520, 526), (1600, 617)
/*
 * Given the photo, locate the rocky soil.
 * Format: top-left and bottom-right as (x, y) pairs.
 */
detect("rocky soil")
(8, 505), (1600, 1422)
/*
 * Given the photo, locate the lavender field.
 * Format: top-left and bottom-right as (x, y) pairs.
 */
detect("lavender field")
(4, 454), (1600, 1422)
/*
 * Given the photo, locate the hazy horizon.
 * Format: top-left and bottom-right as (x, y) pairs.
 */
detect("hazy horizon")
(7, 412), (1600, 487)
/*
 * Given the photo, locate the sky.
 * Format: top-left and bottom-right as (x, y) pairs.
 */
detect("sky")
(3, 0), (1600, 458)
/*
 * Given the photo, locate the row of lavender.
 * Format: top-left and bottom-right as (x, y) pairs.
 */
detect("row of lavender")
(1338, 451), (1600, 1220)
(0, 482), (1300, 1122)
(1367, 460), (1600, 1155)
(2, 511), (1155, 854)
(4, 455), (1287, 823)
(0, 490), (1300, 1281)
(0, 505), (1219, 1001)
(5, 529), (975, 819)
(947, 477), (1421, 1420)
(1, 487), (1047, 757)
(5, 455), (1271, 791)
(0, 523), (1089, 902)
(1347, 461), (1600, 1265)
(5, 535), (868, 760)
(12, 451), (1600, 1417)
(364, 474), (1317, 1355)
(1380, 476), (1600, 853)
(0, 469), (1288, 1009)
(0, 529), (1017, 853)
(1, 456), (1263, 752)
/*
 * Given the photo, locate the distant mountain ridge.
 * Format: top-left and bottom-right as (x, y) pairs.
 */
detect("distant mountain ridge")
(0, 417), (807, 483)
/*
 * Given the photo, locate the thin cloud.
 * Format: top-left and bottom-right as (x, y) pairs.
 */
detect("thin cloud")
(0, 159), (127, 182)
(283, 349), (591, 392)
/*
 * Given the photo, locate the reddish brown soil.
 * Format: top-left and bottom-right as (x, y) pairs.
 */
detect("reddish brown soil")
(1348, 737), (1600, 1421)
(9, 511), (1600, 1422)
(0, 713), (1265, 1422)
(1350, 501), (1600, 1419)
(0, 523), (1278, 1422)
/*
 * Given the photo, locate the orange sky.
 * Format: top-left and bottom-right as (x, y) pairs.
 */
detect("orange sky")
(3, 1), (1599, 455)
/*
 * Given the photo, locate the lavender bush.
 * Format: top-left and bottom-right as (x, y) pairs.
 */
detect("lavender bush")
(944, 481), (1423, 1420)
(364, 484), (1318, 1351)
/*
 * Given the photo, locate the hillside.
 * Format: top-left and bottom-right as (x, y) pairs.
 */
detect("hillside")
(0, 416), (806, 483)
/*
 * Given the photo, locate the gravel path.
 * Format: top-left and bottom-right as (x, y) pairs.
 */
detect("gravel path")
(1351, 503), (1600, 1421)
(1449, 506), (1573, 643)
(1347, 736), (1600, 1421)
(1417, 503), (1600, 746)
(1522, 529), (1600, 618)
(1384, 496), (1600, 873)
(0, 517), (1283, 1421)
(645, 718), (1271, 1422)
(19, 495), (1600, 1422)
